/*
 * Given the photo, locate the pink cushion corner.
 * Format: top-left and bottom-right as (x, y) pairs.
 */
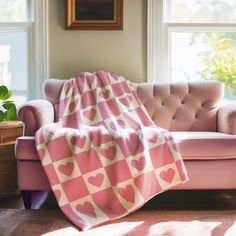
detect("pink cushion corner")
(172, 131), (236, 160)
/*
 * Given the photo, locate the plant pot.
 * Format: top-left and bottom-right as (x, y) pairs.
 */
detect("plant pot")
(0, 121), (23, 198)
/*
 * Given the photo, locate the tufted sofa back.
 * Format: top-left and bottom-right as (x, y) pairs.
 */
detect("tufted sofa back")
(44, 79), (223, 132)
(134, 81), (223, 131)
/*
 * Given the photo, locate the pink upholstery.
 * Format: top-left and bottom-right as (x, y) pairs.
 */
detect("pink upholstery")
(15, 79), (236, 191)
(17, 161), (51, 190)
(16, 132), (236, 161)
(17, 99), (55, 135)
(134, 82), (223, 131)
(172, 132), (236, 160)
(15, 137), (38, 160)
(43, 79), (64, 121)
(17, 159), (236, 190)
(218, 102), (236, 134)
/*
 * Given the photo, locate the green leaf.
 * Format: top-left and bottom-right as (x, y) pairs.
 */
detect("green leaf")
(0, 85), (8, 99)
(0, 85), (12, 101)
(1, 90), (12, 101)
(0, 110), (5, 121)
(3, 102), (14, 110)
(5, 104), (18, 121)
(2, 100), (13, 104)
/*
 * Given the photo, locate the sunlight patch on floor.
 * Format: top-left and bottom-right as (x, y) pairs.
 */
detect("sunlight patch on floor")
(42, 221), (144, 236)
(149, 220), (221, 236)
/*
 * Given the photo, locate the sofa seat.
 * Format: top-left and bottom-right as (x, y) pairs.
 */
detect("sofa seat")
(15, 132), (236, 162)
(172, 132), (236, 161)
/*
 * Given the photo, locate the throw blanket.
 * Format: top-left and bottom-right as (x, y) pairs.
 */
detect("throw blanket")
(35, 70), (188, 230)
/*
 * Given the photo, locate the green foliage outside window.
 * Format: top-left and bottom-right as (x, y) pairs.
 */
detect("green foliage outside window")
(198, 33), (236, 99)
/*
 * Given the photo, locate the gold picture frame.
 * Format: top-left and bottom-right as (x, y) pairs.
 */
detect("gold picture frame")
(66, 0), (123, 30)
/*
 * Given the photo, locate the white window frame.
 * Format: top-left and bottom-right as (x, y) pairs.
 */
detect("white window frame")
(147, 0), (236, 84)
(0, 0), (48, 100)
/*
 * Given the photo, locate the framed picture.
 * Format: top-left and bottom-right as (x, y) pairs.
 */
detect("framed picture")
(66, 0), (123, 30)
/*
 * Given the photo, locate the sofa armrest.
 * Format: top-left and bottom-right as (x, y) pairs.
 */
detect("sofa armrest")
(17, 99), (54, 136)
(218, 102), (236, 134)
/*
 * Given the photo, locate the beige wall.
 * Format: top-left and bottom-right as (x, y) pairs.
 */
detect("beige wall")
(48, 0), (147, 83)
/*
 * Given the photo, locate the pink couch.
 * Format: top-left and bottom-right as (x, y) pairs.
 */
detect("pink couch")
(15, 79), (236, 208)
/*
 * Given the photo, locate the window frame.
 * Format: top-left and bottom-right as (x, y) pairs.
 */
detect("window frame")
(147, 0), (236, 83)
(0, 0), (48, 100)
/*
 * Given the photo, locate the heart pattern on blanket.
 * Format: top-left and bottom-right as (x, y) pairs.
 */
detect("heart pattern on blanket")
(58, 162), (74, 176)
(162, 132), (174, 142)
(146, 132), (158, 144)
(83, 108), (96, 121)
(54, 189), (61, 201)
(118, 185), (135, 203)
(172, 143), (179, 152)
(119, 96), (133, 106)
(76, 201), (97, 219)
(88, 173), (104, 187)
(101, 146), (117, 160)
(110, 120), (126, 130)
(71, 136), (86, 148)
(131, 156), (146, 171)
(86, 74), (96, 88)
(110, 72), (120, 81)
(124, 133), (144, 156)
(37, 149), (46, 160)
(46, 127), (57, 136)
(64, 83), (71, 94)
(159, 168), (175, 183)
(69, 101), (76, 113)
(99, 90), (110, 100)
(36, 70), (188, 230)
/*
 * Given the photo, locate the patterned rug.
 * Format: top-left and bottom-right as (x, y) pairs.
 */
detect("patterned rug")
(1, 208), (236, 235)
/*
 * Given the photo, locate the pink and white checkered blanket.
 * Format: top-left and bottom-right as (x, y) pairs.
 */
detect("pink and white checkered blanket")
(35, 70), (188, 230)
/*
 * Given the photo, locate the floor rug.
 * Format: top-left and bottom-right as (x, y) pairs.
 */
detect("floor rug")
(1, 208), (236, 236)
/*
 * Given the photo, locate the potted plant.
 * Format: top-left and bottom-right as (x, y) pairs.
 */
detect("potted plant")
(0, 85), (18, 121)
(0, 85), (23, 198)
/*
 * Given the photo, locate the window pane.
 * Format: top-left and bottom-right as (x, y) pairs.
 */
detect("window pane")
(0, 32), (27, 105)
(0, 0), (27, 22)
(171, 32), (236, 99)
(165, 0), (236, 23)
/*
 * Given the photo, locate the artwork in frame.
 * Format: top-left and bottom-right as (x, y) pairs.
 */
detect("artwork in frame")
(66, 0), (123, 30)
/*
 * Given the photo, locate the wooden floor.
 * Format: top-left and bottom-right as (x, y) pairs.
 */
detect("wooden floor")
(2, 190), (236, 235)
(3, 207), (236, 236)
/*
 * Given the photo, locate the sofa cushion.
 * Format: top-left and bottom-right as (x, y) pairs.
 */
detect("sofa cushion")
(16, 132), (236, 162)
(172, 132), (236, 160)
(15, 136), (39, 160)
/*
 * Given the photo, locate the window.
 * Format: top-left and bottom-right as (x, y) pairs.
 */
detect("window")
(0, 0), (27, 22)
(0, 0), (28, 105)
(148, 0), (236, 99)
(0, 31), (27, 105)
(0, 0), (47, 105)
